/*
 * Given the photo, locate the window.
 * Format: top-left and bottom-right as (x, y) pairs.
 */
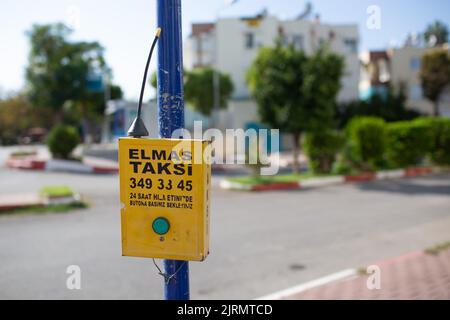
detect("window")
(410, 84), (423, 100)
(292, 34), (304, 50)
(344, 38), (358, 54)
(410, 58), (421, 71)
(319, 38), (326, 47)
(245, 33), (254, 49)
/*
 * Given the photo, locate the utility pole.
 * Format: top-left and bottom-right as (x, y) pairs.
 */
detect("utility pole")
(156, 0), (190, 300)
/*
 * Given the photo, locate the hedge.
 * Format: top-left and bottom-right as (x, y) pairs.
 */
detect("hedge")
(345, 117), (387, 171)
(415, 117), (450, 166)
(385, 121), (432, 168)
(304, 130), (344, 174)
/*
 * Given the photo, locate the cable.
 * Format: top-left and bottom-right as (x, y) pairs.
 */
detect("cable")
(152, 258), (187, 285)
(128, 27), (161, 137)
(138, 27), (161, 118)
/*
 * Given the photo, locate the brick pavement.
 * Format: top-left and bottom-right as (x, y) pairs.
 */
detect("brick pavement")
(285, 249), (450, 300)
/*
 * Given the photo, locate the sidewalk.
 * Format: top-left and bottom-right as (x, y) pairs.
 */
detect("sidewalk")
(280, 249), (450, 300)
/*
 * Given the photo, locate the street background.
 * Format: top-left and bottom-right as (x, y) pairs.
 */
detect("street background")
(1, 0), (450, 300)
(0, 153), (449, 299)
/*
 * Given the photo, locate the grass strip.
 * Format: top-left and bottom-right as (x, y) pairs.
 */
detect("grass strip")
(227, 172), (332, 185)
(425, 241), (450, 255)
(40, 186), (74, 198)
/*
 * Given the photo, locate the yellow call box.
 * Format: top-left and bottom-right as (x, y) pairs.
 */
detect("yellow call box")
(119, 138), (211, 261)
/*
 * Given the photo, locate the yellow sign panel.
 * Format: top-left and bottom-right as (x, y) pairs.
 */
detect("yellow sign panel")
(119, 138), (211, 262)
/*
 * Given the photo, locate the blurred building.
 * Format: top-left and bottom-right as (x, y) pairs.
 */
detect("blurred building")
(184, 10), (360, 132)
(103, 10), (359, 151)
(360, 45), (450, 116)
(101, 99), (276, 159)
(359, 50), (391, 100)
(102, 99), (210, 142)
(102, 100), (151, 142)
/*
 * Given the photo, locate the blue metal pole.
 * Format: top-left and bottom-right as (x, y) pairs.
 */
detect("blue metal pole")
(156, 0), (189, 300)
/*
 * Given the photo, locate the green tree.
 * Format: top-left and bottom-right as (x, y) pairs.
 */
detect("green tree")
(420, 49), (450, 116)
(0, 95), (51, 145)
(150, 72), (157, 89)
(151, 68), (234, 117)
(247, 43), (344, 173)
(424, 21), (449, 47)
(0, 95), (30, 145)
(94, 84), (123, 115)
(25, 23), (121, 141)
(304, 130), (343, 174)
(335, 84), (421, 128)
(184, 68), (234, 116)
(70, 83), (123, 141)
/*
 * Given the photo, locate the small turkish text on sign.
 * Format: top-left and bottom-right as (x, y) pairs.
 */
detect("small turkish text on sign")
(119, 138), (211, 261)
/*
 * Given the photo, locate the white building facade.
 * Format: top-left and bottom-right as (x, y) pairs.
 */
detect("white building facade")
(184, 13), (360, 131)
(390, 46), (450, 116)
(359, 45), (450, 117)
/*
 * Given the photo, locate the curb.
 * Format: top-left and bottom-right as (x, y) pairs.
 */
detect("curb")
(300, 176), (344, 189)
(220, 180), (253, 191)
(0, 192), (82, 212)
(344, 172), (376, 183)
(0, 193), (44, 212)
(6, 158), (118, 174)
(256, 249), (434, 300)
(220, 166), (440, 192)
(91, 166), (119, 174)
(5, 158), (47, 171)
(253, 182), (301, 191)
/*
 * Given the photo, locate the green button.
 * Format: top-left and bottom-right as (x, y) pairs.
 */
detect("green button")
(152, 217), (170, 235)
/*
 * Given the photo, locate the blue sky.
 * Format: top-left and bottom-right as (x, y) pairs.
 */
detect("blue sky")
(0, 0), (449, 100)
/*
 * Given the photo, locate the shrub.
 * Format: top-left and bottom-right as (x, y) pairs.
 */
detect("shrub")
(385, 121), (432, 168)
(416, 117), (450, 165)
(47, 125), (80, 159)
(345, 117), (387, 171)
(431, 118), (450, 165)
(332, 157), (353, 175)
(304, 130), (344, 174)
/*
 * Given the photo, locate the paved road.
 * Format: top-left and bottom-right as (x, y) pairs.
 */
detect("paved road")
(0, 167), (449, 299)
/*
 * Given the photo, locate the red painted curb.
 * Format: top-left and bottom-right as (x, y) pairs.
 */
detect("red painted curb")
(404, 167), (433, 177)
(92, 166), (119, 174)
(344, 173), (376, 183)
(6, 158), (46, 170)
(224, 166), (437, 192)
(252, 182), (301, 191)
